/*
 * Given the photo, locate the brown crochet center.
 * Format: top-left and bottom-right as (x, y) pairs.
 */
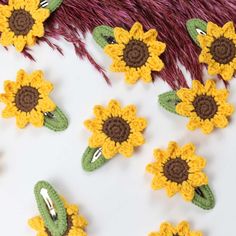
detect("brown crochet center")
(123, 40), (149, 67)
(15, 86), (40, 112)
(102, 117), (131, 143)
(193, 95), (218, 120)
(9, 9), (35, 36)
(210, 37), (236, 64)
(46, 215), (72, 236)
(163, 158), (189, 184)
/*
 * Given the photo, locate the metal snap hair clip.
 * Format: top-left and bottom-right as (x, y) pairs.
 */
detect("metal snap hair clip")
(28, 180), (88, 236)
(0, 69), (68, 131)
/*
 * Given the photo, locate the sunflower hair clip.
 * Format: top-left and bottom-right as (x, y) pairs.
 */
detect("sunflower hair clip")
(0, 69), (68, 131)
(146, 142), (215, 210)
(187, 19), (236, 81)
(0, 0), (63, 52)
(82, 99), (147, 171)
(28, 180), (88, 236)
(93, 22), (166, 84)
(149, 221), (203, 236)
(158, 79), (234, 134)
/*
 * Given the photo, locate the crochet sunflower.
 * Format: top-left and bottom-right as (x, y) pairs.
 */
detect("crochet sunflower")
(176, 79), (234, 134)
(146, 142), (208, 201)
(149, 221), (203, 236)
(198, 21), (236, 81)
(104, 22), (166, 84)
(84, 99), (147, 159)
(0, 69), (56, 128)
(28, 197), (88, 236)
(0, 0), (50, 52)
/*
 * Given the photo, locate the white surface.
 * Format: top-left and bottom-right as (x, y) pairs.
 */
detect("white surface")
(0, 34), (236, 236)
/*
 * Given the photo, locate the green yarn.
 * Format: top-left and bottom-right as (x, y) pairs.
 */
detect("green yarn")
(34, 181), (67, 236)
(93, 25), (115, 48)
(158, 91), (181, 115)
(192, 185), (215, 210)
(44, 106), (68, 132)
(186, 18), (207, 47)
(82, 147), (109, 172)
(45, 0), (63, 13)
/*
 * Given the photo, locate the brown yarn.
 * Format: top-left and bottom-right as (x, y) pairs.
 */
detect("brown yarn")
(123, 40), (149, 68)
(163, 158), (189, 184)
(9, 9), (35, 36)
(15, 86), (40, 112)
(193, 95), (218, 120)
(210, 37), (236, 64)
(102, 117), (131, 143)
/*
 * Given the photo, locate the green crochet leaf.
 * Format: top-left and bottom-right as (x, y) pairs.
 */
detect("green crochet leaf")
(44, 107), (68, 132)
(158, 91), (181, 115)
(82, 147), (109, 172)
(44, 0), (63, 13)
(192, 185), (215, 210)
(34, 181), (67, 236)
(186, 18), (207, 47)
(93, 25), (115, 48)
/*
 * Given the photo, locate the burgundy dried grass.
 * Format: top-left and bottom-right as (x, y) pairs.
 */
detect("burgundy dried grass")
(0, 0), (235, 89)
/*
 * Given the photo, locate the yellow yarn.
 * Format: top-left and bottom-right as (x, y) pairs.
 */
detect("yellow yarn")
(0, 69), (56, 128)
(28, 197), (88, 236)
(149, 221), (203, 236)
(146, 142), (208, 201)
(0, 0), (50, 52)
(198, 21), (236, 81)
(84, 99), (147, 159)
(176, 79), (234, 134)
(104, 22), (166, 84)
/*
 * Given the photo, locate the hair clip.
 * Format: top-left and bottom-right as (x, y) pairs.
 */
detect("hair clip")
(93, 22), (166, 84)
(187, 19), (236, 81)
(0, 69), (68, 131)
(146, 142), (215, 210)
(158, 79), (234, 134)
(149, 221), (203, 236)
(82, 99), (147, 171)
(28, 180), (88, 236)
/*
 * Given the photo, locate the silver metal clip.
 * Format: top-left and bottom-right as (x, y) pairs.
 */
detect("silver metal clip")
(40, 188), (57, 221)
(196, 28), (206, 36)
(92, 148), (103, 163)
(40, 0), (49, 8)
(44, 112), (55, 119)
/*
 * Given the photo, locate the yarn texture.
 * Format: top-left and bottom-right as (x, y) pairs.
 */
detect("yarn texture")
(149, 221), (202, 236)
(0, 69), (56, 128)
(146, 142), (208, 201)
(0, 0), (50, 52)
(104, 22), (166, 84)
(198, 21), (236, 81)
(84, 99), (147, 159)
(176, 80), (234, 134)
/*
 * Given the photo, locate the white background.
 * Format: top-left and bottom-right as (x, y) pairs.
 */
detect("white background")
(0, 33), (235, 236)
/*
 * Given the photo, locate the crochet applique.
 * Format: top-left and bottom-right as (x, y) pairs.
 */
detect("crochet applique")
(149, 221), (203, 236)
(0, 0), (63, 52)
(28, 180), (88, 236)
(159, 79), (234, 134)
(0, 69), (68, 131)
(93, 22), (166, 84)
(187, 19), (236, 81)
(146, 142), (215, 210)
(82, 99), (147, 171)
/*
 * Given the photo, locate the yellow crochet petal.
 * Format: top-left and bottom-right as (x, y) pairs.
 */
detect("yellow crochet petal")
(188, 172), (208, 187)
(146, 162), (162, 174)
(16, 112), (29, 128)
(125, 69), (140, 84)
(114, 27), (130, 44)
(13, 36), (26, 52)
(166, 182), (181, 197)
(119, 141), (134, 157)
(140, 66), (152, 83)
(176, 102), (194, 116)
(192, 80), (204, 94)
(29, 110), (44, 127)
(68, 228), (87, 236)
(213, 115), (229, 128)
(130, 117), (147, 132)
(104, 44), (125, 58)
(32, 22), (45, 37)
(148, 41), (166, 55)
(88, 132), (107, 148)
(180, 181), (195, 201)
(3, 80), (17, 94)
(167, 141), (179, 157)
(143, 29), (157, 43)
(151, 175), (167, 190)
(0, 5), (12, 18)
(37, 232), (48, 236)
(0, 31), (14, 46)
(222, 21), (235, 37)
(129, 132), (145, 146)
(199, 49), (212, 64)
(200, 120), (214, 134)
(204, 79), (216, 94)
(220, 64), (234, 81)
(93, 105), (108, 120)
(9, 0), (23, 9)
(28, 216), (45, 231)
(153, 148), (168, 162)
(129, 22), (144, 40)
(188, 156), (206, 172)
(198, 35), (214, 48)
(72, 215), (88, 228)
(207, 21), (223, 38)
(66, 204), (79, 215)
(0, 18), (8, 32)
(26, 32), (36, 46)
(32, 8), (50, 22)
(187, 117), (201, 131)
(108, 99), (122, 116)
(29, 70), (44, 87)
(0, 93), (14, 104)
(148, 232), (160, 236)
(84, 119), (102, 132)
(190, 232), (203, 236)
(177, 221), (190, 235)
(121, 104), (137, 120)
(24, 0), (40, 11)
(110, 59), (127, 72)
(37, 97), (56, 112)
(159, 222), (175, 235)
(207, 62), (221, 75)
(212, 89), (229, 101)
(147, 56), (165, 72)
(218, 103), (234, 116)
(180, 143), (195, 159)
(177, 88), (195, 102)
(102, 139), (119, 159)
(2, 105), (17, 118)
